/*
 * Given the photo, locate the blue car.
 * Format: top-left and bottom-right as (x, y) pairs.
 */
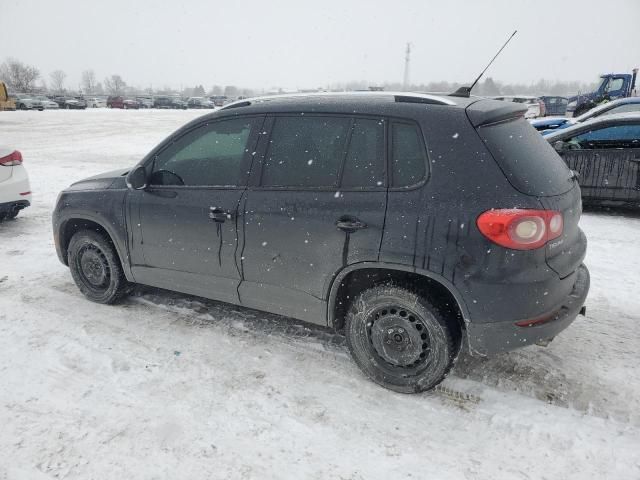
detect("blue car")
(531, 97), (640, 135)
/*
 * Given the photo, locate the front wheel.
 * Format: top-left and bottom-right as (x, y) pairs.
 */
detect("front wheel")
(345, 285), (455, 393)
(67, 230), (131, 304)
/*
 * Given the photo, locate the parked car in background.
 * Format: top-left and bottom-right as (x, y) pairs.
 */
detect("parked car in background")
(492, 95), (545, 118)
(0, 146), (31, 221)
(531, 97), (640, 134)
(52, 92), (589, 393)
(539, 96), (568, 116)
(53, 96), (87, 109)
(34, 95), (60, 109)
(187, 97), (215, 109)
(0, 82), (16, 111)
(546, 112), (640, 206)
(85, 97), (107, 108)
(209, 95), (229, 106)
(153, 95), (187, 109)
(15, 94), (44, 111)
(107, 96), (140, 109)
(136, 97), (154, 108)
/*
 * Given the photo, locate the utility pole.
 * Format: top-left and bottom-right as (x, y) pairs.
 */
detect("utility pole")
(403, 42), (412, 91)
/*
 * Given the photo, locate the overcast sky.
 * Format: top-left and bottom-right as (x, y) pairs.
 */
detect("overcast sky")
(2, 0), (638, 91)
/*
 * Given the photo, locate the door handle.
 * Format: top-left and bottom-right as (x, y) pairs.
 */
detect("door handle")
(209, 206), (233, 222)
(336, 216), (367, 233)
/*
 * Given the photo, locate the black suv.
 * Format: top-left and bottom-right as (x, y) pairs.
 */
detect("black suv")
(52, 92), (590, 393)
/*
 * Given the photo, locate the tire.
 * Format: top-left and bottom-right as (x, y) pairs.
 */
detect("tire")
(345, 284), (455, 393)
(67, 230), (131, 304)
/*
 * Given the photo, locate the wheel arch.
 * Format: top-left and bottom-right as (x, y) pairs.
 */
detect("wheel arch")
(326, 263), (470, 350)
(56, 214), (132, 280)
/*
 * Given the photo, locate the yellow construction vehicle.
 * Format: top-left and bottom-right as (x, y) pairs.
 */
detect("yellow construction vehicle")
(0, 82), (16, 111)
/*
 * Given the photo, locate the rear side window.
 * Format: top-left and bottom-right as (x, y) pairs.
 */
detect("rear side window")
(569, 124), (640, 149)
(341, 118), (385, 188)
(479, 117), (572, 196)
(261, 116), (350, 187)
(391, 123), (427, 187)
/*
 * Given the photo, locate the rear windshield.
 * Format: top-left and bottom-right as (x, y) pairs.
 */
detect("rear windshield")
(478, 117), (572, 196)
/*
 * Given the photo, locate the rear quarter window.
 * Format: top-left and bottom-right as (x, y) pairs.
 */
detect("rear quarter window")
(391, 122), (427, 188)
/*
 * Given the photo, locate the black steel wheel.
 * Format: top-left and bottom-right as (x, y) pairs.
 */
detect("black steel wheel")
(67, 230), (131, 304)
(345, 284), (455, 393)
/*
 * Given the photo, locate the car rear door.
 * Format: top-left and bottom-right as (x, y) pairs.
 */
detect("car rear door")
(239, 114), (387, 324)
(128, 116), (263, 304)
(559, 122), (640, 202)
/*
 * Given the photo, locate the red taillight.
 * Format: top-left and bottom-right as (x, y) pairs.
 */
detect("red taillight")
(477, 209), (563, 250)
(0, 150), (23, 166)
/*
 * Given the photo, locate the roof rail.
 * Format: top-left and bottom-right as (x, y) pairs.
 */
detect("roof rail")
(220, 91), (457, 110)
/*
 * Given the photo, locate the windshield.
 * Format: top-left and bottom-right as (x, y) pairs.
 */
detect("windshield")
(574, 100), (619, 122)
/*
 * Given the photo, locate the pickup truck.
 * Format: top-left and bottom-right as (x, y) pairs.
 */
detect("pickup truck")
(567, 69), (638, 117)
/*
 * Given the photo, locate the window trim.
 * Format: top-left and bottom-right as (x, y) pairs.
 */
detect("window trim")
(251, 113), (389, 192)
(143, 115), (265, 189)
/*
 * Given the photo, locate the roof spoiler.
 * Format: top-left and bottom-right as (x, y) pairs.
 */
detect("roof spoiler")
(466, 99), (527, 127)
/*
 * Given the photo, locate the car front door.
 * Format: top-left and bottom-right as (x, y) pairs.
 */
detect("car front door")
(559, 122), (640, 202)
(128, 115), (263, 304)
(238, 114), (388, 324)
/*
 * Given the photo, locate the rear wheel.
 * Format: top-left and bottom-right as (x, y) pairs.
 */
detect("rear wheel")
(67, 230), (131, 304)
(345, 284), (455, 393)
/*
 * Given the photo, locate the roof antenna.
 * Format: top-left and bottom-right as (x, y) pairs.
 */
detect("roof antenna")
(450, 30), (517, 98)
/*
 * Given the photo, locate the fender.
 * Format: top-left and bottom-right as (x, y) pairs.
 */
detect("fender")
(325, 261), (471, 327)
(54, 207), (134, 282)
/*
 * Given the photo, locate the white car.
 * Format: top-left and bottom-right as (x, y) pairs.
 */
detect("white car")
(492, 95), (545, 119)
(85, 97), (107, 108)
(35, 95), (60, 109)
(0, 146), (31, 220)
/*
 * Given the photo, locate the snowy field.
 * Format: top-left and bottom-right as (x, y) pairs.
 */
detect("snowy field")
(1, 109), (639, 480)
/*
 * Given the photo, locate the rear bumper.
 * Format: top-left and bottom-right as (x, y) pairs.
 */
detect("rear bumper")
(0, 199), (30, 214)
(0, 165), (31, 205)
(466, 264), (590, 355)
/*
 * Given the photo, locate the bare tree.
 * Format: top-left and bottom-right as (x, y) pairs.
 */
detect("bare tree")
(104, 74), (126, 95)
(0, 58), (40, 92)
(81, 69), (96, 94)
(49, 70), (67, 93)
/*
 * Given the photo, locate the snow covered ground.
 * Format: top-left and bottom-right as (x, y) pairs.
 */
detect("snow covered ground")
(1, 109), (639, 479)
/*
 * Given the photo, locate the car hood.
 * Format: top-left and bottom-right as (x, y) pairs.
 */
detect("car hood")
(67, 168), (130, 191)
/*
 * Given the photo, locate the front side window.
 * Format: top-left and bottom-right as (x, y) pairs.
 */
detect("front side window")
(605, 78), (624, 93)
(261, 116), (351, 187)
(567, 123), (640, 149)
(391, 122), (427, 188)
(151, 118), (254, 186)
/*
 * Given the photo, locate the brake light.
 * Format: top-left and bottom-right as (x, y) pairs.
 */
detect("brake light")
(477, 209), (563, 250)
(0, 150), (23, 166)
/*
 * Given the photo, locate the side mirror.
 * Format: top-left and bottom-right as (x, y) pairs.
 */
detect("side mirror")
(126, 165), (148, 190)
(553, 140), (566, 153)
